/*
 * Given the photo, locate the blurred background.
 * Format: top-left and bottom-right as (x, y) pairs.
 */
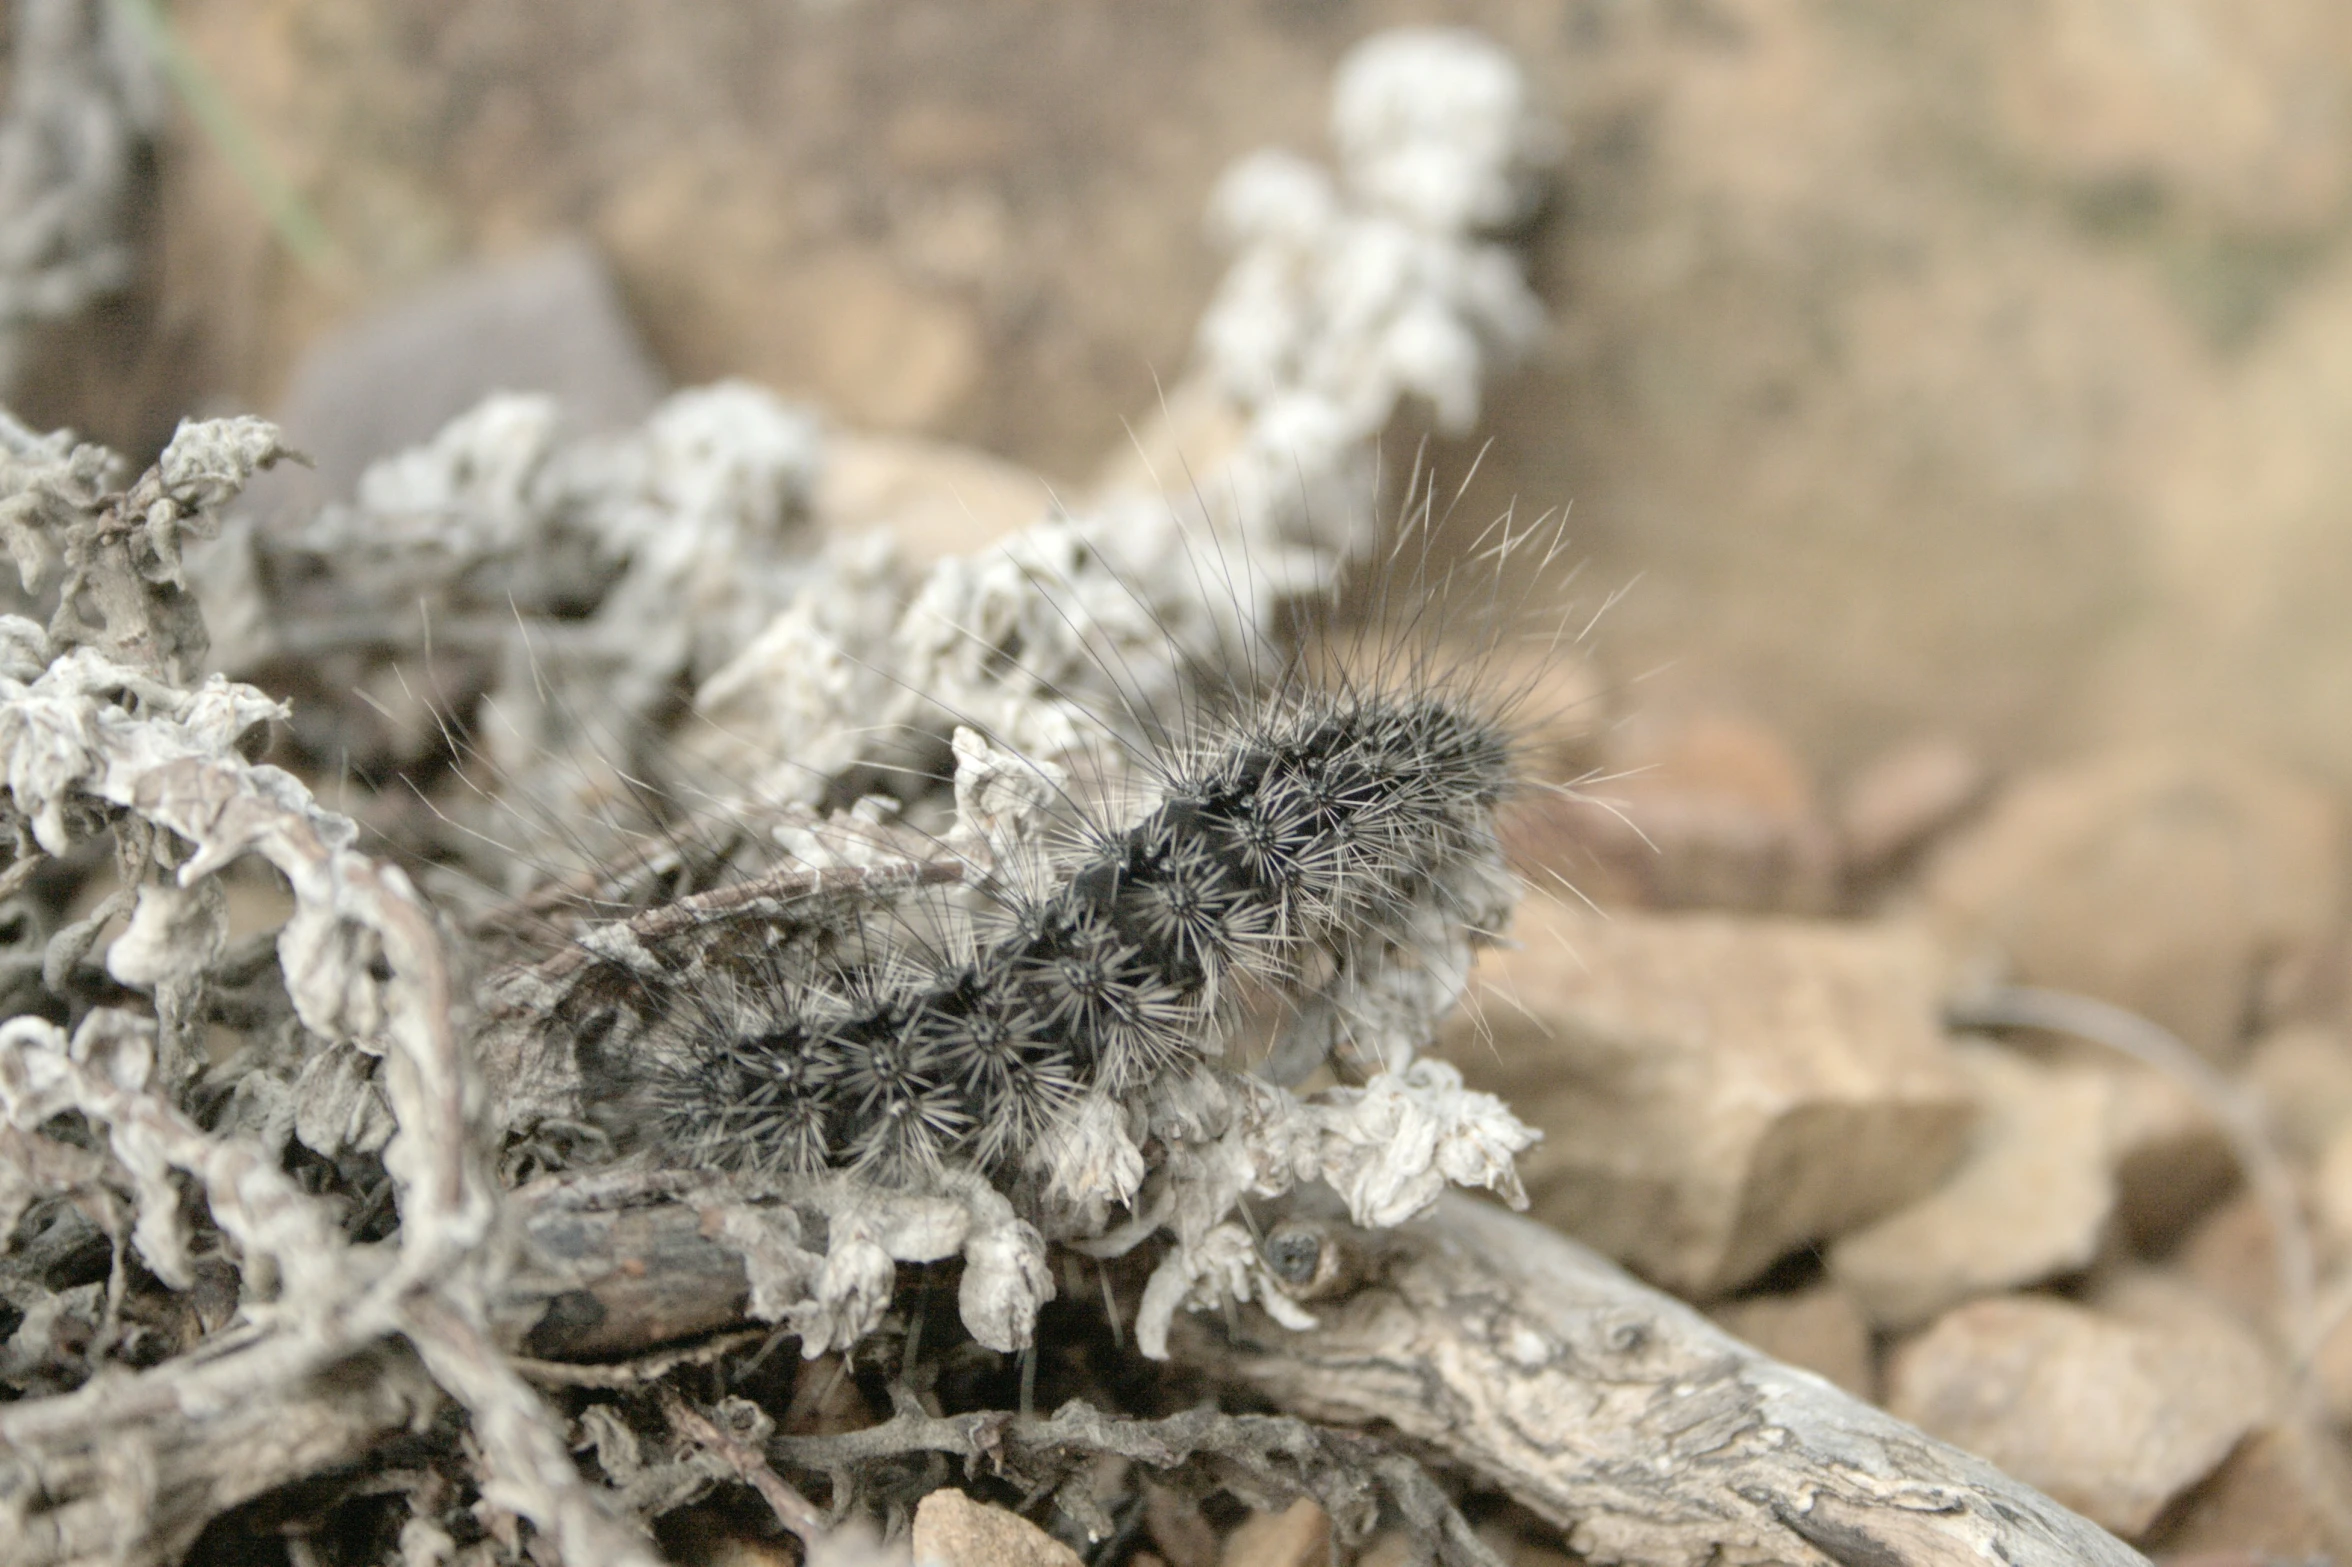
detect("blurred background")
(15, 0), (2352, 799)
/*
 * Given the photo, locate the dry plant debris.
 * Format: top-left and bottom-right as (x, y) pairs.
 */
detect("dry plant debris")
(0, 0), (160, 395)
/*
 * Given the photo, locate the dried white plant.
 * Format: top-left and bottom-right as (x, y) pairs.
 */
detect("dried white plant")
(0, 26), (1557, 1566)
(0, 0), (163, 393)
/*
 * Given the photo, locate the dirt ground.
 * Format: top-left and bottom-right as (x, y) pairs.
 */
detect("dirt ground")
(24, 0), (2352, 790)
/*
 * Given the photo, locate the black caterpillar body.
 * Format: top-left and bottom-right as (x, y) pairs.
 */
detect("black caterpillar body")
(643, 687), (1517, 1183)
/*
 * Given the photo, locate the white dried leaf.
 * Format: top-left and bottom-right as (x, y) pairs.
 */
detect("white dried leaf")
(1119, 1058), (1536, 1358)
(866, 1190), (972, 1262)
(575, 1404), (644, 1483)
(1330, 28), (1558, 233)
(0, 612), (50, 681)
(146, 416), (298, 571)
(1030, 1091), (1147, 1237)
(636, 379), (823, 542)
(702, 1202), (825, 1326)
(66, 1005), (153, 1094)
(292, 1041), (397, 1160)
(954, 1189), (1053, 1354)
(398, 1516), (460, 1567)
(0, 1015), (76, 1122)
(0, 682), (100, 854)
(690, 546), (897, 808)
(1208, 150), (1339, 254)
(948, 723), (1065, 865)
(1134, 1220), (1317, 1362)
(0, 0), (160, 387)
(790, 1222), (895, 1357)
(347, 392), (563, 552)
(104, 877), (227, 994)
(1311, 1059), (1538, 1228)
(276, 898), (393, 1050)
(0, 1282), (104, 1387)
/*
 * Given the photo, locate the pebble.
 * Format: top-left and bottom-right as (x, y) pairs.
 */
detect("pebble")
(1705, 1281), (1876, 1398)
(1450, 898), (1975, 1296)
(2171, 1194), (2287, 1337)
(2138, 1426), (2352, 1562)
(2243, 1023), (2352, 1163)
(1921, 749), (2346, 1065)
(2102, 1058), (2238, 1255)
(2313, 1127), (2352, 1320)
(1884, 1294), (2272, 1539)
(1521, 711), (1840, 915)
(246, 236), (666, 527)
(1218, 1500), (1330, 1567)
(2315, 1288), (2352, 1426)
(913, 1489), (1084, 1567)
(1836, 734), (1993, 888)
(1142, 1480), (1220, 1567)
(780, 1352), (875, 1437)
(1829, 1040), (2116, 1330)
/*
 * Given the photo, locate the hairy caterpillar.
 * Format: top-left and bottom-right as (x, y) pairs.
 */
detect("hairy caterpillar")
(430, 467), (1576, 1221)
(634, 678), (1522, 1186)
(354, 407), (1578, 1360)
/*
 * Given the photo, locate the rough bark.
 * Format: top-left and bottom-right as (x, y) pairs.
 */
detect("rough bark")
(0, 1176), (2157, 1567)
(486, 1185), (2150, 1567)
(1172, 1192), (2151, 1567)
(0, 1346), (441, 1567)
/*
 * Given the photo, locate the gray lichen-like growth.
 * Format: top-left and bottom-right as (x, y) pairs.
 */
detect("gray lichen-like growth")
(0, 28), (1553, 1563)
(0, 0), (163, 393)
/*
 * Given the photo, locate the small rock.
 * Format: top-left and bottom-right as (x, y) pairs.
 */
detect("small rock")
(1142, 1480), (1220, 1567)
(2086, 1260), (2337, 1542)
(2086, 1266), (2278, 1384)
(1470, 1525), (1579, 1567)
(2244, 1023), (2352, 1163)
(1219, 1500), (1329, 1567)
(2314, 1291), (2352, 1426)
(247, 237), (666, 526)
(817, 431), (1053, 563)
(770, 246), (982, 430)
(780, 1352), (875, 1436)
(2103, 1058), (2237, 1255)
(1829, 1040), (2116, 1330)
(1529, 711), (1839, 915)
(914, 1489), (1084, 1567)
(1837, 735), (1993, 887)
(2172, 1193), (2287, 1335)
(2138, 1425), (2352, 1562)
(1884, 1295), (2273, 1539)
(1349, 1538), (1414, 1567)
(2315, 1123), (2352, 1263)
(1706, 1281), (1876, 1398)
(1921, 749), (2346, 1065)
(1449, 899), (1975, 1296)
